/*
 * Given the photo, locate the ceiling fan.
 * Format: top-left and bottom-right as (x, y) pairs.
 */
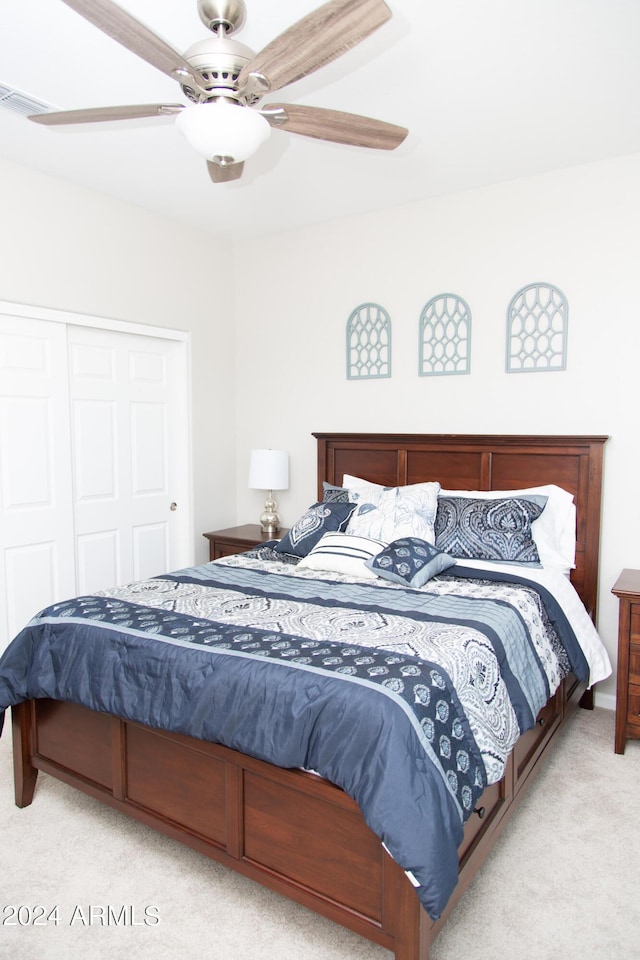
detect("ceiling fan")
(29, 0), (408, 183)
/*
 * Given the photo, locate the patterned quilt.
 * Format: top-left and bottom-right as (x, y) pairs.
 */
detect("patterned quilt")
(0, 553), (592, 920)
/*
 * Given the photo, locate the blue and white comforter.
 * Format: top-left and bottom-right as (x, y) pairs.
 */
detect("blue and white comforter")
(0, 553), (608, 920)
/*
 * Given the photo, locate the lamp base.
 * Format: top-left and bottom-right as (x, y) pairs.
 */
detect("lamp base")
(260, 492), (280, 536)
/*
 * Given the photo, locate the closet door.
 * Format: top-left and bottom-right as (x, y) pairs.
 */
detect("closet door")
(68, 325), (190, 592)
(0, 314), (76, 647)
(0, 309), (191, 653)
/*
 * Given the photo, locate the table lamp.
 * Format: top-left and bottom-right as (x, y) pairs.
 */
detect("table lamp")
(248, 448), (289, 535)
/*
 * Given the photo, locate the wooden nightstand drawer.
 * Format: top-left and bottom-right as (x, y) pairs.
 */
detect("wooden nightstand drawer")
(629, 644), (640, 686)
(627, 685), (640, 732)
(203, 525), (288, 562)
(213, 539), (249, 560)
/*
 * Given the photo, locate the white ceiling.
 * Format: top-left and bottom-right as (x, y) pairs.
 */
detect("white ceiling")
(1, 0), (639, 239)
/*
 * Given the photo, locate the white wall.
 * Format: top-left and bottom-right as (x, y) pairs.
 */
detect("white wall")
(2, 151), (635, 704)
(234, 152), (640, 705)
(0, 156), (236, 562)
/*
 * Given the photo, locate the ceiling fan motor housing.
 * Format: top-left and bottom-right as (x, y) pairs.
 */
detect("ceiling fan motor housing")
(181, 35), (255, 102)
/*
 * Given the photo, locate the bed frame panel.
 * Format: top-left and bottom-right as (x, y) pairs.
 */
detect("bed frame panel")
(11, 433), (607, 960)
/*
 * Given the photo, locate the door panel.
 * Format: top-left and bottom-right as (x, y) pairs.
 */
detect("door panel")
(76, 530), (119, 596)
(0, 311), (191, 652)
(73, 399), (117, 500)
(68, 325), (189, 589)
(0, 315), (76, 648)
(133, 522), (169, 582)
(4, 542), (58, 638)
(130, 401), (167, 495)
(3, 397), (52, 506)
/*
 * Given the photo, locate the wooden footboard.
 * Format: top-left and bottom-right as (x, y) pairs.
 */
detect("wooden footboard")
(11, 672), (585, 960)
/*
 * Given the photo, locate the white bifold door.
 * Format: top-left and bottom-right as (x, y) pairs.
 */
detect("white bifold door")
(0, 309), (191, 653)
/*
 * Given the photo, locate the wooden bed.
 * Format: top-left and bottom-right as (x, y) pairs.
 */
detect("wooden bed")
(11, 432), (607, 960)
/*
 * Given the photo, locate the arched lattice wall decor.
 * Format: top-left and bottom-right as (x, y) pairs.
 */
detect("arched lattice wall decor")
(346, 303), (391, 380)
(419, 293), (471, 376)
(506, 283), (568, 372)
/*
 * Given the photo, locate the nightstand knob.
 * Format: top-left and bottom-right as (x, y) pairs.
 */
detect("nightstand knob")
(474, 805), (486, 819)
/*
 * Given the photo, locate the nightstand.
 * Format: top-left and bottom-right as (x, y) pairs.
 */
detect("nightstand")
(612, 569), (640, 754)
(203, 524), (288, 561)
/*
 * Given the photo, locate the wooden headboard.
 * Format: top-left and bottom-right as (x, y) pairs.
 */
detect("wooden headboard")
(314, 433), (608, 619)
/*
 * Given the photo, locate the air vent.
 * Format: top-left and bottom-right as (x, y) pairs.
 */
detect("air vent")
(0, 82), (54, 117)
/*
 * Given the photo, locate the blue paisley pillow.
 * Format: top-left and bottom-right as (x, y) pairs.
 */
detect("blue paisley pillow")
(367, 537), (456, 587)
(435, 497), (544, 563)
(322, 482), (350, 504)
(275, 502), (355, 558)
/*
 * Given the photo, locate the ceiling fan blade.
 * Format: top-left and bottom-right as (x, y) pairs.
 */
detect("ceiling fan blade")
(207, 161), (244, 183)
(237, 0), (392, 97)
(262, 103), (407, 150)
(29, 104), (184, 126)
(61, 0), (199, 85)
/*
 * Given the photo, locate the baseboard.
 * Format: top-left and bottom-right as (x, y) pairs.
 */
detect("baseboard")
(594, 690), (615, 711)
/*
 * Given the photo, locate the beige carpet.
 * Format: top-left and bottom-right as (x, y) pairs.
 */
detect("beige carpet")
(0, 707), (636, 960)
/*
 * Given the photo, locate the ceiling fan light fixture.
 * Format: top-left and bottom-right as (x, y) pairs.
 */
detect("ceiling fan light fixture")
(32, 0), (405, 186)
(175, 100), (270, 163)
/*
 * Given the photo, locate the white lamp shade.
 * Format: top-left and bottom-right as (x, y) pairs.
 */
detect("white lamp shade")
(248, 449), (289, 491)
(175, 101), (271, 163)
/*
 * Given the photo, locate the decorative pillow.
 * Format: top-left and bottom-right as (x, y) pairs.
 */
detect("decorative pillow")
(440, 485), (572, 572)
(297, 532), (386, 579)
(274, 502), (355, 558)
(366, 537), (457, 588)
(342, 474), (385, 501)
(435, 496), (544, 563)
(322, 481), (350, 504)
(346, 501), (389, 540)
(343, 475), (441, 544)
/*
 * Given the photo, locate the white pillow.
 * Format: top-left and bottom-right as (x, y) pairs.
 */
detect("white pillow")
(439, 484), (576, 574)
(297, 532), (385, 579)
(343, 475), (440, 544)
(342, 475), (384, 500)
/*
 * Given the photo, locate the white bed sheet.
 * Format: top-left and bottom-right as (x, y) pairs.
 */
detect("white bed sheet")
(453, 559), (612, 687)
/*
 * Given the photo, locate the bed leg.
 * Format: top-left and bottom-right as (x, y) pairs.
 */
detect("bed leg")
(579, 687), (595, 710)
(384, 855), (433, 960)
(394, 892), (432, 960)
(11, 701), (38, 807)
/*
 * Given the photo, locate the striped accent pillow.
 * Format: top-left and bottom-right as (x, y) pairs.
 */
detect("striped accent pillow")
(297, 532), (386, 579)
